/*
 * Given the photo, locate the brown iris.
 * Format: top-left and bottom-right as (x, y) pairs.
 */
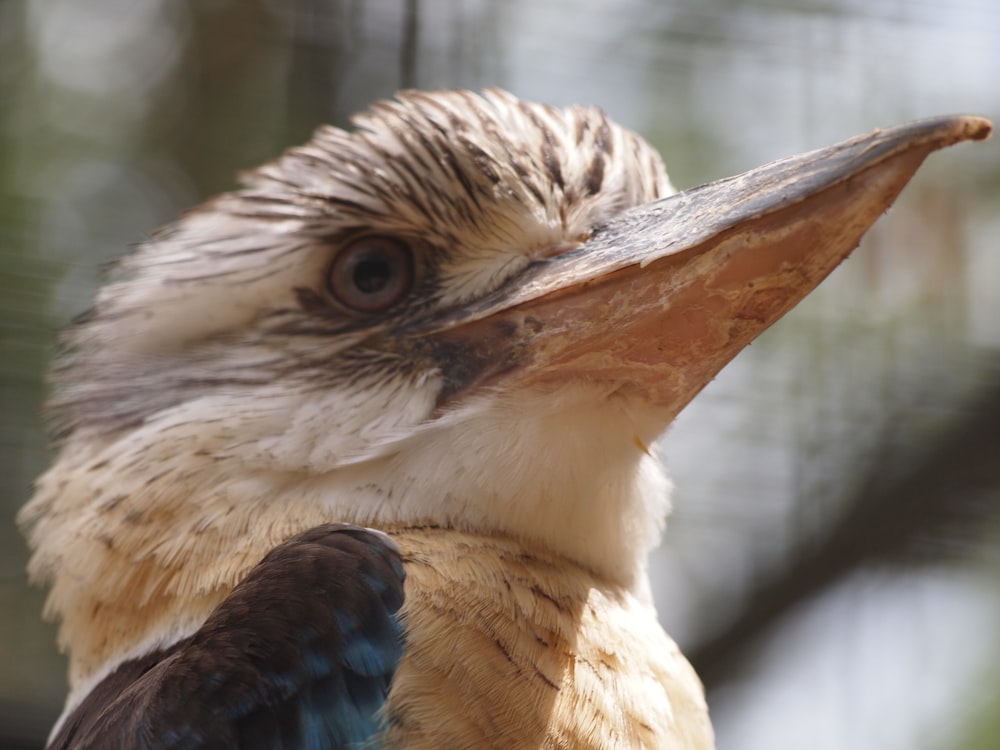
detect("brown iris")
(327, 236), (414, 313)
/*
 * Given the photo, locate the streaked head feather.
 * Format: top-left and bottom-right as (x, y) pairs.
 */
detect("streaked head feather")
(21, 89), (675, 691)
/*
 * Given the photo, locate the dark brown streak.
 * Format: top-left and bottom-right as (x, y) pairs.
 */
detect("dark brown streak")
(585, 119), (610, 196)
(462, 139), (501, 188)
(388, 113), (435, 174)
(267, 322), (361, 339)
(404, 112), (451, 173)
(315, 195), (374, 215)
(489, 634), (520, 674)
(392, 143), (445, 207)
(432, 136), (482, 213)
(529, 584), (569, 615)
(170, 262), (300, 286)
(212, 236), (309, 262)
(292, 287), (350, 321)
(362, 141), (432, 218)
(506, 152), (546, 207)
(530, 661), (560, 692)
(397, 523), (444, 534)
(518, 101), (565, 193)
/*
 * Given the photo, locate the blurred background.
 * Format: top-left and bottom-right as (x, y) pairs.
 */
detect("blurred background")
(1, 0), (999, 748)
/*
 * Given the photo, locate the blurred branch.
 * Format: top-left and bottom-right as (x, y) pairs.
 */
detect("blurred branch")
(690, 356), (1000, 689)
(401, 0), (420, 88)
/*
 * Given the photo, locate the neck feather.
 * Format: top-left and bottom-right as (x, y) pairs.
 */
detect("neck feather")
(22, 387), (671, 699)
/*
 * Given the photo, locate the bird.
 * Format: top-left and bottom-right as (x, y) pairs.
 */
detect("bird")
(19, 89), (991, 749)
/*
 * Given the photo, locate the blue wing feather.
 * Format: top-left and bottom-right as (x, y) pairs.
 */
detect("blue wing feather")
(48, 524), (406, 750)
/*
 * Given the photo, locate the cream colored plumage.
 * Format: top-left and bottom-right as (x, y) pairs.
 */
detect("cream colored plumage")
(20, 88), (990, 748)
(385, 529), (709, 748)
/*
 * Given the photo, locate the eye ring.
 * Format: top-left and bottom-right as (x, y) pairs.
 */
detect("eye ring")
(327, 236), (415, 314)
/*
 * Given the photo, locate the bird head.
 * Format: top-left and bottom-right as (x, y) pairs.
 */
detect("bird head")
(20, 88), (990, 691)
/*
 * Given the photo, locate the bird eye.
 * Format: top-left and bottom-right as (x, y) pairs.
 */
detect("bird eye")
(327, 236), (414, 313)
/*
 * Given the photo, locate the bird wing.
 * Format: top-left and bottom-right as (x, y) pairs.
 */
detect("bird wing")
(47, 524), (406, 750)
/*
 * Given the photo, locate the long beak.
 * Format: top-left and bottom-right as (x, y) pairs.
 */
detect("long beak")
(421, 115), (991, 417)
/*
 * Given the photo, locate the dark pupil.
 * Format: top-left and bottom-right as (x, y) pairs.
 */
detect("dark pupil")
(353, 256), (391, 294)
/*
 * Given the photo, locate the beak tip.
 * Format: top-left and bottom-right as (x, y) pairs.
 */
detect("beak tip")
(960, 115), (993, 142)
(901, 114), (993, 152)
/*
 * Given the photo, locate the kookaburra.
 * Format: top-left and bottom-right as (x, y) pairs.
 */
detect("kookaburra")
(20, 89), (990, 749)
